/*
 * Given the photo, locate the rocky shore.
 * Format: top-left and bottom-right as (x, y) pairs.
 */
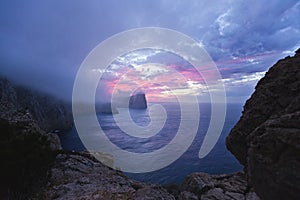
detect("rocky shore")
(1, 49), (299, 199)
(41, 152), (259, 200)
(0, 78), (257, 200)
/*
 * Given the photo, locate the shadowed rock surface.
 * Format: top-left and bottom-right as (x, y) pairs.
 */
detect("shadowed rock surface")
(176, 172), (259, 200)
(0, 77), (260, 199)
(42, 152), (174, 200)
(3, 47), (298, 198)
(0, 78), (71, 198)
(42, 154), (258, 200)
(226, 49), (300, 200)
(0, 78), (73, 132)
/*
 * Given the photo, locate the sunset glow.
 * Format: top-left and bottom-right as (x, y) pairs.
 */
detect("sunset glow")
(95, 50), (210, 102)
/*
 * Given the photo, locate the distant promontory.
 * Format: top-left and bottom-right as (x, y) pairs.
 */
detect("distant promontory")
(95, 103), (119, 114)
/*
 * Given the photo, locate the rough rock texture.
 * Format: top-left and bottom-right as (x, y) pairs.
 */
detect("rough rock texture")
(0, 78), (62, 150)
(42, 153), (258, 200)
(129, 93), (147, 109)
(0, 78), (73, 198)
(0, 77), (73, 132)
(41, 152), (175, 200)
(177, 172), (259, 200)
(0, 113), (58, 198)
(0, 77), (261, 199)
(226, 49), (300, 199)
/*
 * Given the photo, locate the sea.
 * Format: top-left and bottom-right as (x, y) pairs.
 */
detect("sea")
(59, 102), (243, 184)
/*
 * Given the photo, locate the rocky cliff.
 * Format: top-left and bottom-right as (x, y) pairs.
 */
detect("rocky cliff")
(3, 47), (298, 199)
(0, 77), (259, 199)
(226, 49), (300, 200)
(0, 78), (73, 198)
(0, 78), (73, 132)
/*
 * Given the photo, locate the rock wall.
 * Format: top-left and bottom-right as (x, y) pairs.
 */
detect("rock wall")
(0, 78), (73, 132)
(226, 49), (300, 200)
(0, 78), (71, 198)
(0, 76), (264, 199)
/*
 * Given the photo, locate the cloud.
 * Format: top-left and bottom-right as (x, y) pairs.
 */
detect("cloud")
(221, 71), (266, 87)
(0, 0), (299, 103)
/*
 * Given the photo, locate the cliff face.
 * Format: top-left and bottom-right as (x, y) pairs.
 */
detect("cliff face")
(0, 78), (73, 132)
(4, 49), (299, 200)
(226, 49), (300, 200)
(0, 78), (259, 199)
(0, 78), (176, 199)
(0, 78), (75, 198)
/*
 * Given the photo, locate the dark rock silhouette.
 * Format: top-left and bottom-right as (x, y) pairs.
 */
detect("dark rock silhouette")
(0, 78), (73, 132)
(0, 78), (67, 198)
(5, 47), (300, 200)
(129, 93), (147, 109)
(226, 49), (300, 200)
(0, 77), (258, 199)
(177, 172), (259, 200)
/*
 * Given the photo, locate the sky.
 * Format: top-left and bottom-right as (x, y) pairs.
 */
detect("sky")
(0, 0), (299, 103)
(96, 50), (208, 103)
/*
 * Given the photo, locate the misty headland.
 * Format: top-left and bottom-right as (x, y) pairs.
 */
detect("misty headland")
(1, 49), (299, 199)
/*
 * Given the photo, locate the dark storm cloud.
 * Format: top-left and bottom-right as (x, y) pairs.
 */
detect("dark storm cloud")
(0, 0), (146, 99)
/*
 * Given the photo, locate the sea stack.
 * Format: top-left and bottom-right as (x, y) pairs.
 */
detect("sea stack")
(129, 93), (147, 109)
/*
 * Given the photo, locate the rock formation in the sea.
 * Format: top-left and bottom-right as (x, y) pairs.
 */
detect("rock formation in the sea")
(129, 93), (147, 109)
(0, 77), (259, 199)
(5, 48), (298, 199)
(226, 49), (300, 200)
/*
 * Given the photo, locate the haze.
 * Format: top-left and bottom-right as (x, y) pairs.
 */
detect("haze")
(0, 0), (299, 103)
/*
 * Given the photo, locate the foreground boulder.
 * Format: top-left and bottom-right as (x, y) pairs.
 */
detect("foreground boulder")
(42, 153), (258, 200)
(41, 152), (175, 200)
(0, 76), (261, 199)
(176, 172), (259, 200)
(226, 49), (300, 199)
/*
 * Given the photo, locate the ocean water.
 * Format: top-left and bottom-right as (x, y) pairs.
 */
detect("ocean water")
(59, 103), (243, 184)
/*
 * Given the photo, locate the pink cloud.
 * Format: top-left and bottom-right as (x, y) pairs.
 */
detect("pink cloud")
(97, 63), (216, 102)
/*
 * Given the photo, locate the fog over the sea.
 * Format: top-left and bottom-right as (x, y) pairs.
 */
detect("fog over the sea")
(0, 0), (299, 102)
